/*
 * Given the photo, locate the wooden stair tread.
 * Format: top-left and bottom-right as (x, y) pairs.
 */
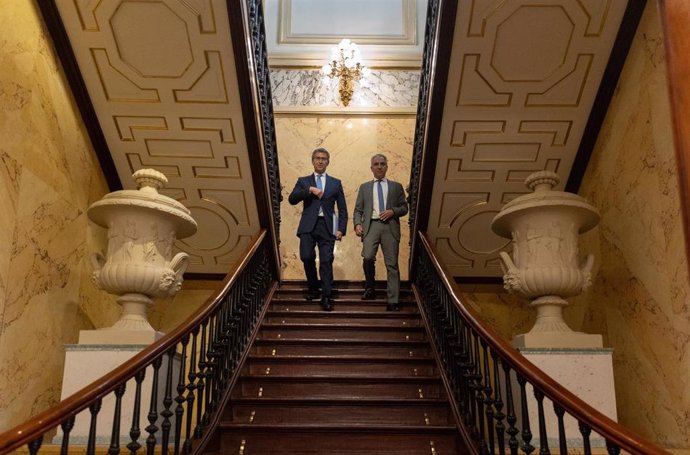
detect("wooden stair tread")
(238, 374), (442, 382)
(229, 397), (448, 405)
(211, 281), (460, 455)
(266, 310), (417, 317)
(252, 339), (428, 347)
(219, 423), (456, 431)
(260, 323), (424, 330)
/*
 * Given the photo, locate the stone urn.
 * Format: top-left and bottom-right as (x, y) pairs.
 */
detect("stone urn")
(88, 169), (197, 334)
(491, 171), (602, 348)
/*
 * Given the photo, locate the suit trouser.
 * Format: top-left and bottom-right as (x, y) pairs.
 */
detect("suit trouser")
(362, 220), (400, 303)
(299, 218), (335, 297)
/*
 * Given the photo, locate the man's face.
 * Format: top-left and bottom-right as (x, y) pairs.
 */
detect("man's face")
(312, 152), (329, 174)
(371, 156), (388, 180)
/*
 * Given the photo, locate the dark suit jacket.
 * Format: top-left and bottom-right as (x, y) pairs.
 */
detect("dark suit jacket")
(353, 179), (408, 240)
(288, 174), (348, 237)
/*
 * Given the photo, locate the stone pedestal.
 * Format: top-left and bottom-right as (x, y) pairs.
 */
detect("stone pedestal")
(513, 330), (603, 349)
(54, 344), (180, 445)
(515, 348), (617, 449)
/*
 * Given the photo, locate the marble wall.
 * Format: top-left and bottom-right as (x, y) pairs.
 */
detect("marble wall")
(277, 116), (415, 282)
(0, 2), (117, 430)
(272, 66), (419, 283)
(573, 2), (690, 450)
(457, 4), (690, 452)
(271, 69), (420, 108)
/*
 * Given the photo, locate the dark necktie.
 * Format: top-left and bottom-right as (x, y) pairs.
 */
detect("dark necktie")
(317, 175), (324, 216)
(377, 179), (385, 214)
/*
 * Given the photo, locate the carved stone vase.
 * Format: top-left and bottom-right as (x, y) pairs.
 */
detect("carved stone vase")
(88, 169), (197, 334)
(491, 171), (602, 348)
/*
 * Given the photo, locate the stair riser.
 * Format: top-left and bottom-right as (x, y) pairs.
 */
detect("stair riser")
(258, 328), (426, 341)
(270, 302), (418, 313)
(264, 316), (421, 326)
(224, 405), (452, 425)
(251, 345), (431, 357)
(232, 381), (445, 399)
(245, 361), (436, 377)
(221, 431), (456, 455)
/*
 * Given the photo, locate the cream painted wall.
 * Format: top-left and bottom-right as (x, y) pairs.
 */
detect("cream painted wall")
(276, 115), (414, 283)
(0, 2), (117, 430)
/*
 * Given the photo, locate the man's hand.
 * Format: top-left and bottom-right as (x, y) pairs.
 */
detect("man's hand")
(354, 224), (363, 237)
(309, 186), (323, 199)
(335, 230), (343, 241)
(379, 209), (395, 222)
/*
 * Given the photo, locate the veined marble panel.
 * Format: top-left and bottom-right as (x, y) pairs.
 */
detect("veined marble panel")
(575, 3), (690, 450)
(277, 116), (415, 282)
(0, 2), (115, 431)
(270, 69), (420, 108)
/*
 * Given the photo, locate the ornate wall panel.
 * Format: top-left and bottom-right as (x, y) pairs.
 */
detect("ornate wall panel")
(426, 0), (629, 277)
(54, 0), (260, 274)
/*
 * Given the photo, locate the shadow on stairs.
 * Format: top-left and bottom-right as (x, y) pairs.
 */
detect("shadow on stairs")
(204, 282), (464, 455)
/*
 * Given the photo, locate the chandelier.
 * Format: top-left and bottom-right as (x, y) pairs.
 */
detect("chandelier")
(322, 39), (366, 107)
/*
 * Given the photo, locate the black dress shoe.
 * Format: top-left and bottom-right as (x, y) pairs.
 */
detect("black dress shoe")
(306, 290), (321, 301)
(361, 289), (376, 300)
(321, 297), (334, 312)
(386, 303), (400, 311)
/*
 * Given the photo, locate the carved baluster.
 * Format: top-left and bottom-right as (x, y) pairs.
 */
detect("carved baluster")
(127, 370), (146, 454)
(60, 415), (75, 455)
(605, 440), (621, 455)
(108, 383), (126, 455)
(184, 328), (199, 453)
(160, 348), (176, 455)
(502, 364), (519, 455)
(173, 336), (189, 455)
(579, 421), (593, 455)
(204, 314), (219, 421)
(146, 357), (163, 455)
(473, 333), (487, 449)
(517, 375), (535, 454)
(553, 404), (567, 455)
(28, 436), (43, 455)
(483, 343), (495, 455)
(533, 389), (550, 455)
(491, 353), (506, 455)
(87, 398), (102, 455)
(195, 320), (208, 436)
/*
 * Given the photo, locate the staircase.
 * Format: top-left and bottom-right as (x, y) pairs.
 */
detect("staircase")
(209, 282), (461, 455)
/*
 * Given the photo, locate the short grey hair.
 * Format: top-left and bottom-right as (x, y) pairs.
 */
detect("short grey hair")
(370, 153), (387, 163)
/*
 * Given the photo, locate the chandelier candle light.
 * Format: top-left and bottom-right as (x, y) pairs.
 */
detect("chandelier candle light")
(322, 38), (367, 106)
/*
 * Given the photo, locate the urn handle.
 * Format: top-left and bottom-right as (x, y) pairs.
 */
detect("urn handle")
(499, 251), (522, 293)
(158, 252), (190, 295)
(90, 252), (106, 289)
(580, 253), (595, 291)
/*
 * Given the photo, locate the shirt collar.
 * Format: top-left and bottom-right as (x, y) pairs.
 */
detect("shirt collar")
(373, 177), (388, 183)
(314, 172), (327, 178)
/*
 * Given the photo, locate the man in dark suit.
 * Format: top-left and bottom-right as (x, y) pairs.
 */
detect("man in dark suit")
(288, 147), (348, 311)
(353, 154), (408, 311)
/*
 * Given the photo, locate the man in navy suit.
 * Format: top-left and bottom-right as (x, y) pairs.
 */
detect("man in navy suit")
(288, 147), (348, 311)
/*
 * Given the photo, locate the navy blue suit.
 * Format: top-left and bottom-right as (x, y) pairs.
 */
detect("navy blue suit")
(288, 174), (348, 297)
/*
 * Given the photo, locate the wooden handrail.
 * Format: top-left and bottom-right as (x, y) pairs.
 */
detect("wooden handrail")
(0, 230), (268, 454)
(416, 231), (669, 455)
